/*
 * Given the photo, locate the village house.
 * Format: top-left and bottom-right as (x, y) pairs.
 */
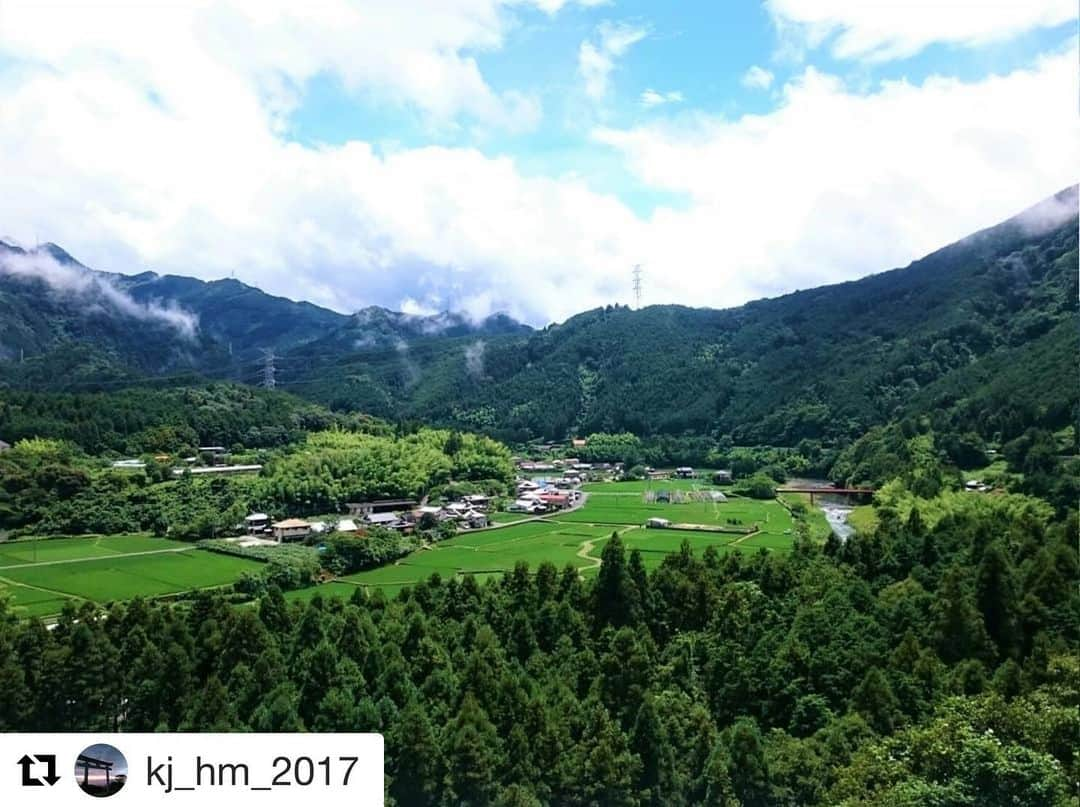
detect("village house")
(347, 498), (417, 517)
(335, 518), (359, 532)
(509, 498), (546, 514)
(464, 510), (488, 528)
(271, 518), (310, 542)
(713, 470), (733, 484)
(675, 466), (696, 478)
(364, 511), (407, 530)
(539, 492), (570, 511)
(462, 494), (490, 510)
(244, 512), (270, 534)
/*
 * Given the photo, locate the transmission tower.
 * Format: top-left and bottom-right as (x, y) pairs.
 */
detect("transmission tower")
(632, 264), (643, 308)
(261, 349), (277, 389)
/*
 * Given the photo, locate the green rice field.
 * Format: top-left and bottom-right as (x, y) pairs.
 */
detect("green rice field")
(0, 483), (803, 616)
(0, 534), (188, 567)
(0, 547), (262, 618)
(332, 484), (796, 592)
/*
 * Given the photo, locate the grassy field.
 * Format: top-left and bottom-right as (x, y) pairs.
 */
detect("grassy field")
(0, 534), (187, 567)
(333, 486), (796, 592)
(0, 549), (262, 617)
(0, 484), (804, 615)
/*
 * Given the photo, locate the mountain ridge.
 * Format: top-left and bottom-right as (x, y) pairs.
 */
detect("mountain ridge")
(1, 186), (1076, 450)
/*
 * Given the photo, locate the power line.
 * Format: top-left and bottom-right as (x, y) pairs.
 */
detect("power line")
(632, 264), (643, 308)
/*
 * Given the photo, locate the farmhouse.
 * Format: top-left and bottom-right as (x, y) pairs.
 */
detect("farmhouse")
(271, 518), (310, 542)
(509, 498), (545, 514)
(713, 470), (733, 484)
(244, 512), (270, 534)
(647, 517), (672, 529)
(539, 492), (570, 510)
(336, 518), (360, 532)
(364, 511), (407, 530)
(464, 510), (488, 528)
(462, 494), (490, 509)
(347, 498), (417, 516)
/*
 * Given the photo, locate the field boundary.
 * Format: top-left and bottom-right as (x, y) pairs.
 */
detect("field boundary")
(0, 545), (194, 571)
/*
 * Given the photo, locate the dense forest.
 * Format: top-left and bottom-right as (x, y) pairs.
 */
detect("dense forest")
(0, 426), (513, 536)
(1, 480), (1074, 805)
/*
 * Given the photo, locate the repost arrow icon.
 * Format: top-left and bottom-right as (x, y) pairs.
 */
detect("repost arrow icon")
(17, 754), (42, 787)
(39, 754), (60, 786)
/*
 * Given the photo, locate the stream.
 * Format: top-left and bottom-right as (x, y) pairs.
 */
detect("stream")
(786, 477), (856, 542)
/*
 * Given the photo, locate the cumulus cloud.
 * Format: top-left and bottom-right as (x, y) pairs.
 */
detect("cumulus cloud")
(579, 21), (648, 100)
(593, 47), (1078, 303)
(640, 88), (683, 107)
(766, 0), (1076, 62)
(741, 65), (774, 90)
(0, 2), (1074, 328)
(0, 250), (199, 337)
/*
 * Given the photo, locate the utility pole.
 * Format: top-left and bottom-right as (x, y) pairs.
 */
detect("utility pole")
(632, 264), (643, 308)
(261, 349), (276, 389)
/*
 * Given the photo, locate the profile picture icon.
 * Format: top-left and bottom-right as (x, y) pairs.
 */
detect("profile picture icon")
(75, 744), (128, 798)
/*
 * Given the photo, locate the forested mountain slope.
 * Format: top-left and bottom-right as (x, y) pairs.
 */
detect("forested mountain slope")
(0, 240), (529, 386)
(285, 186), (1078, 448)
(1, 187), (1075, 450)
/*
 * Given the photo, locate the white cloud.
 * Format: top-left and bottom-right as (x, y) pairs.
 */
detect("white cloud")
(0, 250), (199, 337)
(579, 21), (648, 100)
(640, 88), (684, 107)
(741, 65), (774, 90)
(0, 0), (554, 133)
(767, 0), (1076, 61)
(593, 47), (1078, 305)
(0, 2), (1074, 329)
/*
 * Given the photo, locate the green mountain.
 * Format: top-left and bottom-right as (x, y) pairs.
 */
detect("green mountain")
(0, 240), (529, 387)
(283, 187), (1078, 448)
(2, 186), (1075, 450)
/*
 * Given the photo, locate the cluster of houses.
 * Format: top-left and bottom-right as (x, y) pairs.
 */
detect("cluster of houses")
(509, 478), (582, 514)
(243, 494), (496, 543)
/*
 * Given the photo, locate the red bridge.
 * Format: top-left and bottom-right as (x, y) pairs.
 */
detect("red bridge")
(777, 486), (876, 504)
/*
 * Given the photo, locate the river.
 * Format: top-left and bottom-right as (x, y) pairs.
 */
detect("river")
(785, 478), (856, 541)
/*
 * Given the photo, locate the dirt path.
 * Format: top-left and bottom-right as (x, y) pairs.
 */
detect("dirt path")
(576, 539), (603, 570)
(0, 574), (86, 604)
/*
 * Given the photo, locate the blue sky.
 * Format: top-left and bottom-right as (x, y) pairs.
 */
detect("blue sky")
(0, 1), (1075, 325)
(287, 3), (1074, 218)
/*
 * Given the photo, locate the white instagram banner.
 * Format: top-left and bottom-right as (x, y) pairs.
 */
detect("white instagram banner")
(0, 733), (383, 805)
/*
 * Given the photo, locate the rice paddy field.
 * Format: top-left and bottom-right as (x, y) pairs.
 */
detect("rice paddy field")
(328, 482), (797, 593)
(0, 536), (263, 618)
(0, 482), (803, 616)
